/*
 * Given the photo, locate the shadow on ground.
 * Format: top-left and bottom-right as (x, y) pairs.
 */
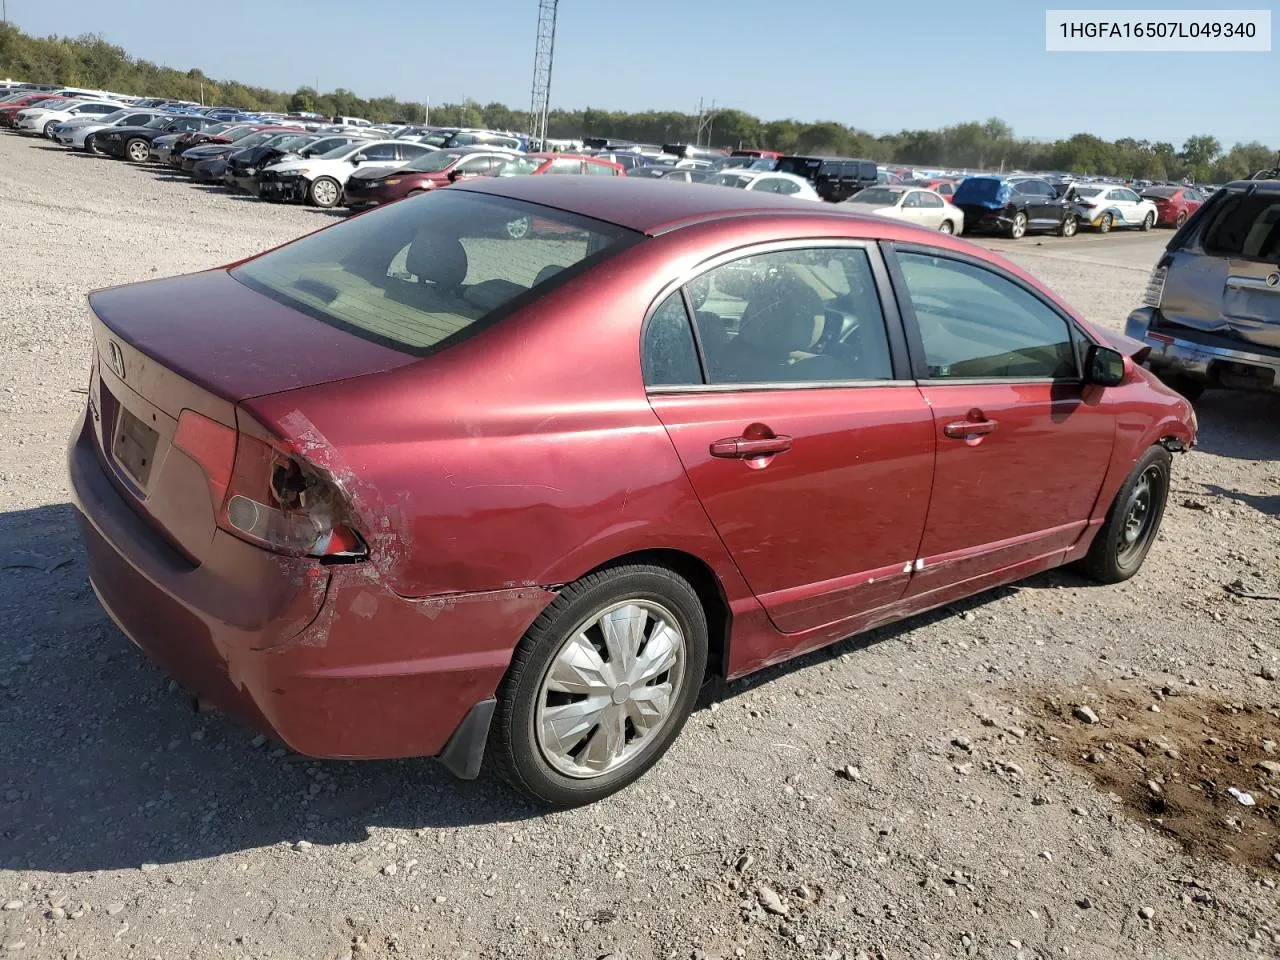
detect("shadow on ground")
(1191, 390), (1280, 462)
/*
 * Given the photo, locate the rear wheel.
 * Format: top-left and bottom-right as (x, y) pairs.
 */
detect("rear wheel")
(1009, 212), (1028, 239)
(125, 138), (150, 163)
(488, 564), (708, 808)
(1058, 214), (1078, 237)
(1175, 210), (1188, 228)
(84, 134), (101, 155)
(307, 176), (341, 208)
(1098, 212), (1114, 234)
(43, 120), (58, 138)
(1078, 445), (1171, 584)
(1141, 211), (1155, 231)
(938, 219), (955, 235)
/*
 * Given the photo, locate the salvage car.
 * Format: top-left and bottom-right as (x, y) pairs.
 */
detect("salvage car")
(225, 134), (365, 194)
(344, 147), (518, 210)
(0, 94), (71, 128)
(181, 129), (302, 179)
(54, 108), (173, 150)
(706, 169), (822, 201)
(844, 185), (965, 234)
(1126, 178), (1280, 399)
(775, 156), (879, 202)
(68, 177), (1194, 808)
(952, 175), (1078, 239)
(259, 139), (433, 207)
(96, 115), (218, 162)
(1140, 185), (1206, 228)
(1070, 184), (1157, 233)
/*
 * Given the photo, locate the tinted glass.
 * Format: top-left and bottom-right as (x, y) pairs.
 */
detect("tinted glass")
(710, 173), (752, 189)
(693, 248), (893, 384)
(1203, 195), (1280, 261)
(547, 159), (583, 175)
(495, 157), (542, 176)
(456, 155), (493, 173)
(584, 161), (617, 176)
(848, 187), (903, 205)
(775, 179), (800, 195)
(896, 252), (1076, 379)
(359, 143), (398, 161)
(629, 166), (665, 179)
(642, 293), (701, 386)
(919, 192), (944, 208)
(400, 144), (431, 159)
(1143, 186), (1178, 198)
(233, 191), (635, 354)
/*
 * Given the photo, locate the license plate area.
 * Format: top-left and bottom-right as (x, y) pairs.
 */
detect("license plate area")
(113, 408), (160, 487)
(1211, 359), (1277, 390)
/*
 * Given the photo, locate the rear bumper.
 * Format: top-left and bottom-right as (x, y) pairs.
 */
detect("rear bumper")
(1126, 307), (1280, 392)
(68, 407), (551, 761)
(956, 206), (1014, 234)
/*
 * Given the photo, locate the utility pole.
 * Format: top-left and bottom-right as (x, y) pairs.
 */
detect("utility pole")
(527, 0), (559, 148)
(424, 97), (429, 126)
(695, 98), (716, 148)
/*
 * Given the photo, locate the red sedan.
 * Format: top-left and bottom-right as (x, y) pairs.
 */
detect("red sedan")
(1140, 185), (1206, 227)
(344, 147), (518, 210)
(69, 178), (1196, 807)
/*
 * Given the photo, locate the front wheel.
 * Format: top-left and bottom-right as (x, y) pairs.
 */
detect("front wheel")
(1098, 212), (1114, 234)
(1058, 214), (1078, 238)
(1009, 212), (1028, 239)
(124, 138), (150, 163)
(43, 120), (58, 138)
(84, 135), (101, 155)
(1141, 211), (1155, 231)
(1175, 210), (1188, 228)
(938, 219), (955, 235)
(1077, 445), (1171, 584)
(307, 176), (341, 208)
(488, 564), (708, 808)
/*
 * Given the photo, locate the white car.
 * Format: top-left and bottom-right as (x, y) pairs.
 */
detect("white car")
(705, 169), (823, 201)
(54, 109), (173, 149)
(16, 99), (123, 138)
(843, 185), (966, 234)
(1069, 184), (1158, 233)
(260, 139), (435, 207)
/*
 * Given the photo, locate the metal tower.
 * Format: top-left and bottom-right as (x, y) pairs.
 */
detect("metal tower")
(528, 0), (559, 148)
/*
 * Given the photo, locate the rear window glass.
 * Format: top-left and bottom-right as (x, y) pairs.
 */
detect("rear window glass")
(775, 157), (819, 177)
(232, 190), (637, 354)
(1203, 195), (1280, 262)
(1142, 186), (1178, 198)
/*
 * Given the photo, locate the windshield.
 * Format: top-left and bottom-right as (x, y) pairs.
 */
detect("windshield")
(1072, 186), (1104, 198)
(848, 187), (904, 205)
(144, 115), (173, 129)
(318, 141), (361, 160)
(629, 166), (667, 179)
(268, 134), (311, 151)
(232, 190), (636, 354)
(301, 137), (350, 156)
(420, 132), (451, 146)
(710, 173), (752, 189)
(224, 127), (260, 141)
(202, 123), (233, 135)
(495, 157), (542, 177)
(406, 151), (468, 173)
(234, 131), (279, 149)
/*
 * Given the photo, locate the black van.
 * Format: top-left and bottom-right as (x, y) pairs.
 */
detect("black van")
(775, 156), (878, 202)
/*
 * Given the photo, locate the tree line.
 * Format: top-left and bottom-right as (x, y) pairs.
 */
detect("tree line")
(3, 24), (1275, 183)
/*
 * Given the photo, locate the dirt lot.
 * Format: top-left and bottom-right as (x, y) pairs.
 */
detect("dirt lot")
(0, 134), (1277, 960)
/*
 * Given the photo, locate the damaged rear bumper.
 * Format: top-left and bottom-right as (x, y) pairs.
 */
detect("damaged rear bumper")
(68, 407), (552, 770)
(1126, 307), (1280, 393)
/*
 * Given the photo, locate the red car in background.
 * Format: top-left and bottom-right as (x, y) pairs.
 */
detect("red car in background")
(165, 123), (264, 168)
(910, 177), (959, 198)
(1140, 185), (1206, 227)
(344, 147), (518, 210)
(69, 177), (1194, 809)
(0, 94), (70, 128)
(500, 152), (627, 177)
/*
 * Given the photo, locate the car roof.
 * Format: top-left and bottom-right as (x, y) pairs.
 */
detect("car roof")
(454, 176), (864, 235)
(1225, 178), (1280, 193)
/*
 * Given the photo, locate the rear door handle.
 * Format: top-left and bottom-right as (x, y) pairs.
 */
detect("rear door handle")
(943, 419), (998, 439)
(709, 435), (794, 458)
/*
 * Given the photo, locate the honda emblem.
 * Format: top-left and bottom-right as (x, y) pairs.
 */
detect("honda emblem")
(107, 341), (125, 380)
(1266, 272), (1279, 289)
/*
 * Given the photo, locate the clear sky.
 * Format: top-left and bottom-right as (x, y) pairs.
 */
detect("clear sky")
(5, 0), (1276, 147)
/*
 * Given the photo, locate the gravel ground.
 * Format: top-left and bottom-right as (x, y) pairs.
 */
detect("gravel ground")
(0, 133), (1277, 960)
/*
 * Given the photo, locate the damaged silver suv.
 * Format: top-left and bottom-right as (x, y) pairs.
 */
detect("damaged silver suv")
(1126, 179), (1280, 400)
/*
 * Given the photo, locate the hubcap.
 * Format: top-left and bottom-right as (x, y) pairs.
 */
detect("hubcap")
(535, 600), (686, 779)
(129, 143), (147, 161)
(1012, 216), (1026, 238)
(314, 181), (337, 205)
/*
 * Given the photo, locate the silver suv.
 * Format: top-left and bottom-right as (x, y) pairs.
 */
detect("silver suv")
(1126, 179), (1280, 399)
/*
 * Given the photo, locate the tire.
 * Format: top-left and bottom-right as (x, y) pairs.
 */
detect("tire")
(488, 563), (709, 808)
(307, 176), (341, 208)
(43, 120), (58, 138)
(506, 215), (532, 240)
(1058, 214), (1078, 238)
(1098, 213), (1114, 234)
(125, 138), (150, 163)
(1077, 445), (1172, 584)
(938, 219), (955, 235)
(1175, 210), (1188, 228)
(1141, 211), (1155, 231)
(84, 135), (101, 155)
(1009, 212), (1028, 239)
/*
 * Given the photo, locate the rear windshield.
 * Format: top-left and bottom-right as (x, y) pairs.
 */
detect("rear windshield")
(1073, 186), (1104, 198)
(775, 157), (820, 177)
(709, 173), (752, 189)
(232, 190), (637, 354)
(847, 187), (903, 205)
(1142, 186), (1178, 198)
(1203, 194), (1280, 262)
(953, 177), (1011, 208)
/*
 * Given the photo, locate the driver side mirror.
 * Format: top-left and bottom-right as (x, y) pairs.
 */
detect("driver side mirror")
(350, 155), (364, 165)
(1084, 344), (1126, 387)
(448, 168), (465, 182)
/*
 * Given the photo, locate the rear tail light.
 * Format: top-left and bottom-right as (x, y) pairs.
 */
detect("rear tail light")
(1142, 265), (1168, 309)
(173, 410), (367, 561)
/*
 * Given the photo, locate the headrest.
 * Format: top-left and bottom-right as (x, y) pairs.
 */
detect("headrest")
(406, 233), (468, 287)
(737, 274), (823, 355)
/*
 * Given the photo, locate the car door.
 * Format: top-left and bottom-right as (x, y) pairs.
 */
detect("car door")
(899, 191), (929, 225)
(643, 243), (935, 635)
(884, 244), (1115, 598)
(916, 190), (946, 229)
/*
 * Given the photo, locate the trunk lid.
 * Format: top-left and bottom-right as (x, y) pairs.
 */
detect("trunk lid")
(87, 269), (417, 562)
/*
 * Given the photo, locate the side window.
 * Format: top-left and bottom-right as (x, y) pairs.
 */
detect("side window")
(584, 161), (615, 176)
(920, 192), (944, 208)
(937, 183), (953, 196)
(753, 178), (782, 194)
(775, 179), (800, 195)
(694, 247), (894, 385)
(1203, 196), (1280, 262)
(642, 292), (701, 387)
(398, 144), (430, 160)
(547, 159), (583, 175)
(902, 192), (922, 208)
(361, 143), (397, 161)
(896, 252), (1077, 380)
(456, 155), (492, 173)
(860, 161), (878, 181)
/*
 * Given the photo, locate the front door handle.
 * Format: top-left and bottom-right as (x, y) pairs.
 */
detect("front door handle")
(943, 419), (998, 439)
(709, 435), (794, 458)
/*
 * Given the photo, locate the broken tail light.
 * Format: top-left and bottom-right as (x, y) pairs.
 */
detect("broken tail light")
(1142, 264), (1168, 309)
(173, 410), (367, 561)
